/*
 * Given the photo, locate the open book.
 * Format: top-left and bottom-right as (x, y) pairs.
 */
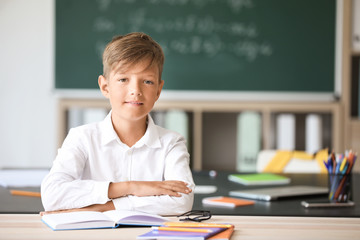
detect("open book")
(42, 210), (169, 230)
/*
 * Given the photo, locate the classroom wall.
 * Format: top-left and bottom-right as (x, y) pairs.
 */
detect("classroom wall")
(0, 0), (359, 170)
(0, 0), (56, 168)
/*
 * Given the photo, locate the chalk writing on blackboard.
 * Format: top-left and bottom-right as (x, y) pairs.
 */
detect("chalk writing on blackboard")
(93, 0), (273, 62)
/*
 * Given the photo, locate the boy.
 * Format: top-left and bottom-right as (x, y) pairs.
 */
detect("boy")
(41, 32), (194, 215)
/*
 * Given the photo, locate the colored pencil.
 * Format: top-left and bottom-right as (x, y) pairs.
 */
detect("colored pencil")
(10, 190), (41, 198)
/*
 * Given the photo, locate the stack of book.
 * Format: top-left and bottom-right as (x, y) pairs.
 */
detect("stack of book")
(137, 222), (234, 240)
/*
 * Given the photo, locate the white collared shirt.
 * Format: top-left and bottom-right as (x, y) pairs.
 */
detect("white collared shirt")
(41, 112), (194, 215)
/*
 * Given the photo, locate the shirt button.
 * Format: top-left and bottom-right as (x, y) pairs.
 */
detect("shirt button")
(127, 149), (134, 156)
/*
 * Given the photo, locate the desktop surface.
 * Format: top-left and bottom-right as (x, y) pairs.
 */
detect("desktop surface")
(192, 171), (360, 217)
(1, 214), (360, 240)
(1, 171), (360, 217)
(0, 186), (43, 214)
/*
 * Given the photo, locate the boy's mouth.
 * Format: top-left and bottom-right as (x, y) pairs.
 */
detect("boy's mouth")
(125, 101), (144, 105)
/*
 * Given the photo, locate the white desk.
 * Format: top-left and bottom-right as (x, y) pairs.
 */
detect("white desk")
(0, 214), (359, 240)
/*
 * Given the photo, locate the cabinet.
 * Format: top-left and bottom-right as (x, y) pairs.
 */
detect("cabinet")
(57, 98), (341, 171)
(343, 0), (360, 172)
(349, 50), (360, 160)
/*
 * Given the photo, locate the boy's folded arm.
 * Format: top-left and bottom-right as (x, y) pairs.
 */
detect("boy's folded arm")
(124, 136), (195, 216)
(41, 173), (111, 211)
(112, 186), (194, 216)
(41, 129), (113, 211)
(108, 180), (192, 199)
(41, 148), (110, 211)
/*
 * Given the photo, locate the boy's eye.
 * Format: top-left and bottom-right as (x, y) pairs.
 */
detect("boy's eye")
(144, 80), (154, 85)
(118, 78), (127, 82)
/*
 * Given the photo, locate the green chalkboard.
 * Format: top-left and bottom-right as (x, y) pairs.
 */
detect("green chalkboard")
(56, 0), (336, 92)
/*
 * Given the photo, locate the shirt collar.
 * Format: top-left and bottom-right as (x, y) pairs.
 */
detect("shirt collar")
(101, 111), (161, 149)
(100, 111), (119, 146)
(135, 114), (161, 149)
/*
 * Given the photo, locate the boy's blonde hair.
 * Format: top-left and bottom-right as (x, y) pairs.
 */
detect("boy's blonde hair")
(102, 32), (164, 81)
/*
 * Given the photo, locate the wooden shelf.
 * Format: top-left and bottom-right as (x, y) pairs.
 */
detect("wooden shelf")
(57, 99), (341, 171)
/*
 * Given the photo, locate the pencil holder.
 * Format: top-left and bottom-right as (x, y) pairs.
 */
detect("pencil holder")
(328, 173), (352, 203)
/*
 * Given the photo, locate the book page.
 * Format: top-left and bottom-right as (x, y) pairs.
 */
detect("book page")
(103, 210), (168, 225)
(42, 211), (114, 229)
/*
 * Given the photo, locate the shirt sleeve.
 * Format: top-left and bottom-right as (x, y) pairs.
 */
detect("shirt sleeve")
(41, 128), (110, 211)
(112, 135), (195, 216)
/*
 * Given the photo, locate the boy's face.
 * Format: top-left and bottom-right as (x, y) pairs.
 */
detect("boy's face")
(98, 58), (164, 124)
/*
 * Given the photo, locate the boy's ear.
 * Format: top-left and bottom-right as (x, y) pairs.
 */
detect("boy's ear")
(156, 80), (164, 100)
(98, 75), (109, 98)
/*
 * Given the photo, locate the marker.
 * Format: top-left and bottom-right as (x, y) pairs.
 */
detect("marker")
(152, 226), (212, 233)
(10, 190), (41, 198)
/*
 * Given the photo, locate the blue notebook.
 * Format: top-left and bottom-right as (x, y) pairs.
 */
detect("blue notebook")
(137, 227), (225, 239)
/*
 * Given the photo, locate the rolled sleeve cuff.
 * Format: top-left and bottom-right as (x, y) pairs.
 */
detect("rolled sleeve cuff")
(93, 181), (111, 204)
(112, 197), (133, 211)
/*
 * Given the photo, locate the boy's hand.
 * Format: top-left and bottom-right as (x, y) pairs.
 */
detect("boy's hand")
(108, 180), (192, 199)
(130, 180), (192, 197)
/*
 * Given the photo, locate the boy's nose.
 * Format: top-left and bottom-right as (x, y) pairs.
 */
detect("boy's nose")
(129, 82), (142, 96)
(130, 90), (142, 96)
